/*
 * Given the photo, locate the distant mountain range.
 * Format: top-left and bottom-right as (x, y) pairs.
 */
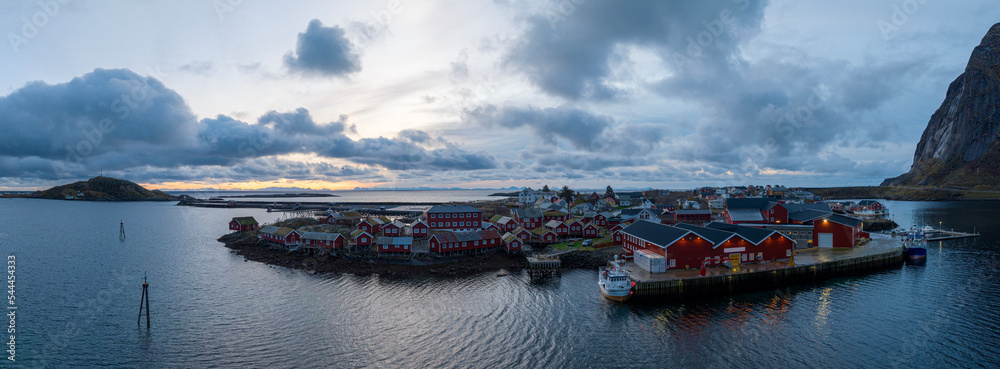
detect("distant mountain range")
(883, 23), (1000, 188)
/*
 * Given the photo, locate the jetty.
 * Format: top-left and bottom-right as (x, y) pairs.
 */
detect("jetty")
(627, 236), (904, 299)
(527, 255), (561, 279)
(924, 229), (980, 241)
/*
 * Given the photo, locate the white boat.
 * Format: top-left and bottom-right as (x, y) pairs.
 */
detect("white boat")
(598, 256), (634, 302)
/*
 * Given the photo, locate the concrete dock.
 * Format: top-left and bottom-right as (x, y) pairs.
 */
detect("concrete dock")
(627, 235), (905, 299)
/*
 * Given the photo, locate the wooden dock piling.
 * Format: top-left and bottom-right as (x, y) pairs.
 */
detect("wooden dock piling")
(138, 273), (150, 328)
(527, 255), (561, 279)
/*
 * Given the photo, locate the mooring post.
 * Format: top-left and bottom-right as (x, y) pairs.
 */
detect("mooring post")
(138, 272), (150, 328)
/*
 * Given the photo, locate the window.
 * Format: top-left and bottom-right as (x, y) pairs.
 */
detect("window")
(757, 252), (763, 260)
(446, 214), (451, 218)
(786, 249), (792, 257)
(459, 222), (465, 226)
(383, 245), (388, 249)
(669, 259), (676, 267)
(741, 254), (747, 261)
(749, 253), (755, 261)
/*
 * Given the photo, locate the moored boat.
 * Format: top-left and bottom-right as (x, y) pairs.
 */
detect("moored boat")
(598, 256), (634, 302)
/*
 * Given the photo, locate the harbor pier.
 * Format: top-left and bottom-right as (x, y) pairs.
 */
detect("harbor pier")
(628, 237), (905, 299)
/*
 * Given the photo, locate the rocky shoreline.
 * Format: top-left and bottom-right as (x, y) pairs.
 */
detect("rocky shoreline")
(218, 232), (617, 278)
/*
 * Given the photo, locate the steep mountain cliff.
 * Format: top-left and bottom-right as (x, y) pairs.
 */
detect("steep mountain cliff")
(37, 176), (178, 201)
(883, 23), (1000, 188)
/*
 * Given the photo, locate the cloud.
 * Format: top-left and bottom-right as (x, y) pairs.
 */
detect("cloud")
(179, 61), (214, 75)
(284, 19), (363, 77)
(0, 68), (497, 183)
(501, 0), (768, 101)
(462, 103), (669, 155)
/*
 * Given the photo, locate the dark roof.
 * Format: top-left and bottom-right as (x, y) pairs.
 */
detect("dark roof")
(725, 198), (775, 210)
(514, 208), (543, 218)
(620, 221), (691, 248)
(782, 203), (832, 213)
(300, 231), (343, 241)
(376, 236), (413, 245)
(787, 209), (831, 223)
(704, 222), (778, 244)
(857, 200), (880, 206)
(726, 208), (765, 222)
(431, 230), (501, 243)
(675, 210), (712, 215)
(545, 220), (565, 228)
(426, 205), (481, 213)
(819, 214), (863, 227)
(673, 223), (736, 245)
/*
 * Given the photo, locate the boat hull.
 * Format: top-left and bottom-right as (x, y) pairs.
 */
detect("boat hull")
(599, 283), (632, 302)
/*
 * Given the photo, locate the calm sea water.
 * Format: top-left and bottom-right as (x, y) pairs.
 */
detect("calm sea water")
(172, 189), (503, 203)
(1, 198), (999, 368)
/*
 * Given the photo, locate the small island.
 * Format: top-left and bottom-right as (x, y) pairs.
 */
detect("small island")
(33, 176), (179, 201)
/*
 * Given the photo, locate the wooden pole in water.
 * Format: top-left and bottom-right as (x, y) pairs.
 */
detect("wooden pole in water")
(138, 273), (150, 328)
(120, 220), (126, 239)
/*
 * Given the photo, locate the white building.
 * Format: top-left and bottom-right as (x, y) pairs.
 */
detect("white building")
(518, 188), (537, 205)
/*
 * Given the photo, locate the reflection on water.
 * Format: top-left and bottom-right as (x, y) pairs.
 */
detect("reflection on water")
(1, 199), (999, 367)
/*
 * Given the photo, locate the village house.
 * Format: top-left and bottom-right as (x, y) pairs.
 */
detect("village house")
(620, 208), (658, 222)
(674, 209), (713, 224)
(375, 236), (413, 254)
(583, 223), (600, 238)
(510, 227), (533, 243)
(381, 220), (405, 236)
(259, 225), (301, 247)
(567, 219), (584, 236)
(531, 228), (558, 244)
(229, 216), (258, 232)
(513, 208), (544, 229)
(544, 220), (569, 238)
(622, 220), (795, 272)
(813, 214), (866, 248)
(299, 231), (345, 254)
(518, 187), (538, 206)
(411, 220), (429, 238)
(351, 229), (373, 247)
(502, 232), (523, 254)
(424, 205), (483, 231)
(428, 229), (502, 255)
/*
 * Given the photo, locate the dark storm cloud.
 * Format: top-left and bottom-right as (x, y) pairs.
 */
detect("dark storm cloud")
(502, 0), (767, 101)
(0, 68), (497, 182)
(284, 19), (363, 77)
(462, 104), (669, 155)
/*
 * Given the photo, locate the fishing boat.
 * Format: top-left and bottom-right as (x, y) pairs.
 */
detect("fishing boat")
(903, 227), (928, 262)
(598, 256), (634, 302)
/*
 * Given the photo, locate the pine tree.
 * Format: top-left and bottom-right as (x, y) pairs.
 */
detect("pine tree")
(605, 185), (616, 199)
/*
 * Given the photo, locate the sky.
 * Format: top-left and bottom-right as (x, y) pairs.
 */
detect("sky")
(1, 0), (998, 191)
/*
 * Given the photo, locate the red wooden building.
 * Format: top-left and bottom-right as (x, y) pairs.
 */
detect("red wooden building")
(229, 216), (258, 232)
(612, 229), (624, 245)
(544, 220), (569, 237)
(812, 214), (864, 248)
(542, 210), (569, 223)
(428, 229), (502, 255)
(357, 217), (387, 234)
(300, 231), (346, 251)
(531, 228), (558, 244)
(674, 210), (713, 225)
(502, 232), (522, 254)
(512, 208), (543, 229)
(381, 220), (405, 237)
(424, 205), (483, 231)
(510, 227), (533, 243)
(375, 236), (413, 254)
(259, 226), (301, 246)
(411, 220), (429, 238)
(704, 222), (796, 263)
(622, 221), (795, 271)
(351, 230), (373, 247)
(567, 219), (584, 236)
(583, 223), (600, 238)
(495, 216), (519, 232)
